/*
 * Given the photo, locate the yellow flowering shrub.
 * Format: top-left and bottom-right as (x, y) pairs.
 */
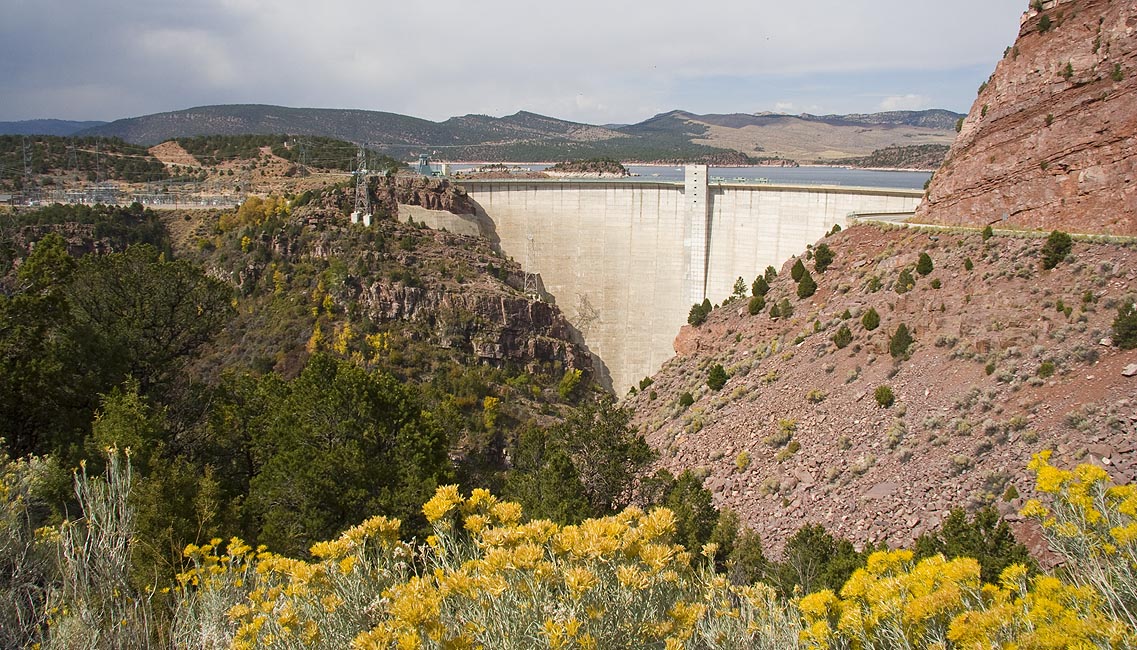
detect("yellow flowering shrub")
(59, 454), (1137, 649)
(353, 486), (801, 649)
(171, 515), (408, 649)
(1020, 450), (1137, 631)
(798, 549), (1132, 650)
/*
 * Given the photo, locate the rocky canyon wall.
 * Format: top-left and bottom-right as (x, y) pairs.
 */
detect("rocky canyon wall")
(915, 0), (1136, 234)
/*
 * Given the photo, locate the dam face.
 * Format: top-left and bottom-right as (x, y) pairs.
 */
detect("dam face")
(459, 168), (922, 393)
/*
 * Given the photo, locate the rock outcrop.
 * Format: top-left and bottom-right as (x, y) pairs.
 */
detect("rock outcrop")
(915, 0), (1137, 234)
(355, 282), (591, 373)
(372, 176), (476, 216)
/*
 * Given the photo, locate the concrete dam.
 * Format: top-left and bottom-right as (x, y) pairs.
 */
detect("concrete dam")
(407, 166), (923, 393)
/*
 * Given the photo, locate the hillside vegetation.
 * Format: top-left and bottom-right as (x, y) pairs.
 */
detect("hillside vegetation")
(630, 222), (1137, 557)
(829, 144), (951, 170)
(0, 135), (168, 190)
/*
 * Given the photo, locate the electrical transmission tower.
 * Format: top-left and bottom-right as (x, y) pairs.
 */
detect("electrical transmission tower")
(351, 146), (371, 225)
(22, 136), (37, 203)
(524, 234), (541, 299)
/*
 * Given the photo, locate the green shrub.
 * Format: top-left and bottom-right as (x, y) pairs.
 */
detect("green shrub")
(748, 295), (766, 315)
(930, 278), (942, 290)
(982, 225), (993, 241)
(707, 364), (728, 391)
(814, 244), (835, 273)
(1113, 302), (1137, 349)
(832, 325), (852, 349)
(828, 223), (842, 236)
(916, 252), (933, 276)
(688, 298), (712, 326)
(1038, 14), (1051, 32)
(964, 257), (974, 271)
(985, 361), (996, 376)
(639, 377), (654, 391)
(1038, 361), (1055, 378)
(1040, 230), (1072, 270)
(752, 275), (770, 297)
(775, 440), (801, 463)
(874, 385), (895, 408)
(558, 368), (583, 400)
(866, 275), (882, 292)
(778, 298), (793, 319)
(735, 450), (751, 471)
(797, 269), (817, 299)
(764, 265), (777, 282)
(1112, 63), (1124, 82)
(678, 392), (694, 408)
(895, 268), (915, 294)
(806, 389), (827, 404)
(840, 309), (852, 320)
(913, 507), (1034, 584)
(889, 324), (914, 359)
(765, 419), (797, 447)
(862, 307), (880, 331)
(791, 259), (805, 282)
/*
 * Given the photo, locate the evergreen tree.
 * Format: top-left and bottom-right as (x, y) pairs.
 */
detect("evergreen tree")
(814, 243), (835, 273)
(791, 258), (806, 282)
(832, 325), (852, 349)
(748, 295), (766, 315)
(916, 252), (934, 276)
(914, 507), (1035, 583)
(752, 275), (770, 297)
(707, 364), (728, 391)
(797, 269), (817, 299)
(895, 268), (915, 294)
(862, 307), (880, 331)
(1040, 230), (1072, 270)
(889, 323), (914, 359)
(1113, 302), (1137, 349)
(778, 298), (794, 319)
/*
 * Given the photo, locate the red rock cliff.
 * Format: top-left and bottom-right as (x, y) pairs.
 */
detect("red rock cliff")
(915, 0), (1136, 234)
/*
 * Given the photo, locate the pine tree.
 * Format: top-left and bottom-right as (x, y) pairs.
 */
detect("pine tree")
(797, 269), (817, 299)
(862, 307), (880, 331)
(814, 244), (835, 273)
(889, 323), (914, 359)
(752, 276), (770, 297)
(791, 259), (806, 282)
(916, 252), (933, 276)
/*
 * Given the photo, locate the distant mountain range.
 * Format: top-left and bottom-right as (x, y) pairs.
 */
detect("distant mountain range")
(0, 105), (964, 166)
(0, 119), (108, 137)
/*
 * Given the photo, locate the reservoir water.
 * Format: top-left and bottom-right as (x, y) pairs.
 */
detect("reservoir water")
(442, 163), (931, 190)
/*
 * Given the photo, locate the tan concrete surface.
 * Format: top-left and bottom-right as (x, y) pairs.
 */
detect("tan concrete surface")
(462, 176), (922, 393)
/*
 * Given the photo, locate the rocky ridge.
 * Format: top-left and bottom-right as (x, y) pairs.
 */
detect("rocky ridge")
(188, 188), (591, 381)
(627, 224), (1137, 556)
(916, 0), (1137, 234)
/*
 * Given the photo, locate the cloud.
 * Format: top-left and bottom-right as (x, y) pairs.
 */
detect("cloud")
(879, 94), (933, 111)
(0, 0), (1027, 123)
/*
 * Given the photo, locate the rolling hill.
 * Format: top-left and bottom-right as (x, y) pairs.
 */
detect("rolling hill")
(69, 104), (962, 166)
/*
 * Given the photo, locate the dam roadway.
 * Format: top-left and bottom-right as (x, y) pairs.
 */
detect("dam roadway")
(414, 167), (923, 393)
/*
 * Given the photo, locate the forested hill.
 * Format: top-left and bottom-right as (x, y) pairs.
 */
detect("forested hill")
(0, 119), (107, 136)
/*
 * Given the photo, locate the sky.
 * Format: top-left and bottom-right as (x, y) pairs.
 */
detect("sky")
(0, 0), (1027, 125)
